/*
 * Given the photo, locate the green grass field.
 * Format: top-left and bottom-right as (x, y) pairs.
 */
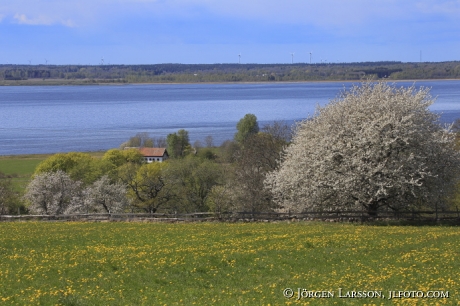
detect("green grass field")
(0, 152), (106, 192)
(0, 222), (458, 305)
(0, 155), (47, 192)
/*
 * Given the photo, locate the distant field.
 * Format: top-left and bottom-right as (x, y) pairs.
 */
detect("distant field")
(0, 222), (458, 305)
(0, 152), (105, 192)
(0, 155), (48, 191)
(0, 155), (46, 175)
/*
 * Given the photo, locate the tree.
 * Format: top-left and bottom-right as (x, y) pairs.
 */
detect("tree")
(451, 118), (460, 133)
(81, 176), (129, 213)
(204, 135), (214, 147)
(118, 162), (171, 213)
(34, 152), (105, 185)
(101, 148), (144, 182)
(206, 184), (234, 216)
(193, 140), (203, 151)
(154, 137), (167, 148)
(24, 170), (82, 215)
(0, 173), (21, 215)
(234, 113), (259, 144)
(102, 149), (129, 168)
(102, 148), (144, 167)
(262, 121), (292, 143)
(219, 140), (240, 163)
(166, 129), (190, 158)
(266, 82), (460, 216)
(166, 156), (223, 212)
(232, 132), (285, 213)
(119, 132), (155, 149)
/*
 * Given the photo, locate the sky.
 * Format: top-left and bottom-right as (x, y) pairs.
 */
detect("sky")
(0, 0), (459, 65)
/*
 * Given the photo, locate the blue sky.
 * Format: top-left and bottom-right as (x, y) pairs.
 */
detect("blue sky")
(1, 0), (459, 65)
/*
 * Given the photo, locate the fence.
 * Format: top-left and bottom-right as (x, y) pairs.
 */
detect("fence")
(1, 210), (460, 222)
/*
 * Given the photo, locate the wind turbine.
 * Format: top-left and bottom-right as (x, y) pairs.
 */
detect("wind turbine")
(101, 57), (104, 65)
(290, 52), (294, 64)
(45, 59), (48, 65)
(238, 54), (241, 64)
(309, 52), (312, 64)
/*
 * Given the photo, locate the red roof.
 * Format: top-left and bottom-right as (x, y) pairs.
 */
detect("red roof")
(138, 147), (168, 157)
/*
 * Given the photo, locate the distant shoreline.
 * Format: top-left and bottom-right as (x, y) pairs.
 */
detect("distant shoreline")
(1, 78), (460, 86)
(1, 61), (459, 86)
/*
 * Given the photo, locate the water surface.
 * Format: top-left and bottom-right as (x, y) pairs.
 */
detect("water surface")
(1, 81), (459, 155)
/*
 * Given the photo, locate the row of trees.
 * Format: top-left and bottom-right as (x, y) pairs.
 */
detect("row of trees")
(24, 172), (128, 214)
(21, 116), (291, 215)
(2, 62), (460, 84)
(7, 82), (460, 217)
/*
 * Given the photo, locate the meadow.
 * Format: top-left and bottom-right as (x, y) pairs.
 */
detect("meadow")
(0, 154), (46, 191)
(0, 152), (104, 192)
(0, 222), (458, 305)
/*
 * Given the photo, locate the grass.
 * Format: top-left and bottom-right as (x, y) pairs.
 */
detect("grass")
(0, 222), (458, 305)
(0, 152), (106, 192)
(0, 155), (48, 192)
(0, 154), (53, 174)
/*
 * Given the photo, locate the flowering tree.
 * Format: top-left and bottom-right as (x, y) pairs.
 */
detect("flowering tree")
(265, 82), (460, 215)
(80, 176), (129, 213)
(24, 170), (82, 215)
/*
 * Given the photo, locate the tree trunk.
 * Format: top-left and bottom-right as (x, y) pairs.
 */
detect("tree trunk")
(367, 202), (379, 217)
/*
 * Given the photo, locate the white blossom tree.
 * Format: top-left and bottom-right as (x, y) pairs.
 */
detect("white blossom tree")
(24, 170), (82, 215)
(265, 82), (460, 216)
(79, 175), (129, 214)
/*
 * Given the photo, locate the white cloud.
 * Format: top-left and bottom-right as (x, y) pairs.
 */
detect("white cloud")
(1, 1), (91, 27)
(13, 13), (76, 27)
(1, 0), (459, 29)
(14, 13), (51, 25)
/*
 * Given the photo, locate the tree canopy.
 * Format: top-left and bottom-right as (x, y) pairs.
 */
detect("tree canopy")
(235, 114), (259, 144)
(266, 82), (460, 215)
(167, 129), (190, 158)
(24, 171), (82, 215)
(34, 152), (106, 185)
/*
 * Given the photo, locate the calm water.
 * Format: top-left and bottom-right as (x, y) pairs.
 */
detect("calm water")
(1, 81), (460, 155)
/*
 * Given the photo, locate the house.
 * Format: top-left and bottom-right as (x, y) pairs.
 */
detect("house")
(138, 147), (169, 163)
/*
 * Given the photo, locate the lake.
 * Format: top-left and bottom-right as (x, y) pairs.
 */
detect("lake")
(1, 80), (460, 155)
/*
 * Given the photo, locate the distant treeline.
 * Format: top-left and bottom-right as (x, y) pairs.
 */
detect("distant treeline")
(1, 61), (460, 84)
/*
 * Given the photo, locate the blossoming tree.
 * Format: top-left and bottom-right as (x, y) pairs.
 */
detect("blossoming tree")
(265, 82), (460, 215)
